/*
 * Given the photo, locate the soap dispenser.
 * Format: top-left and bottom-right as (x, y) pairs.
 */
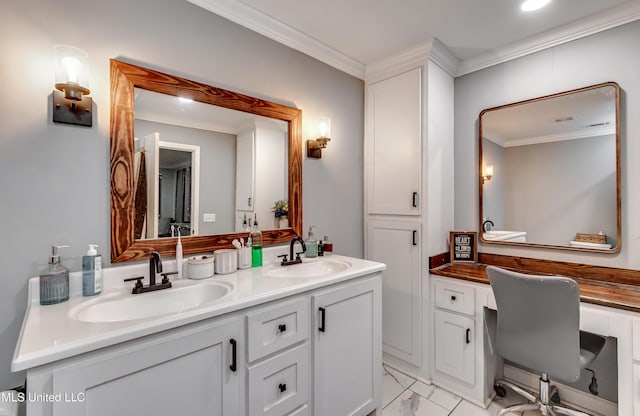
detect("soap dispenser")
(250, 214), (263, 267)
(40, 245), (70, 305)
(305, 226), (318, 258)
(82, 244), (102, 296)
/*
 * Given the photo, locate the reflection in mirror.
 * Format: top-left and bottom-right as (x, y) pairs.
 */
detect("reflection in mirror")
(133, 88), (288, 241)
(479, 82), (620, 252)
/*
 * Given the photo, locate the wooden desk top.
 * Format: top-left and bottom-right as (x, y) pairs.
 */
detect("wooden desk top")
(430, 258), (640, 313)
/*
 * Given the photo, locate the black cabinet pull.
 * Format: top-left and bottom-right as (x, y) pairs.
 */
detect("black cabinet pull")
(278, 383), (287, 393)
(248, 197), (252, 207)
(278, 324), (287, 333)
(412, 192), (418, 208)
(229, 339), (237, 372)
(451, 295), (457, 301)
(412, 230), (418, 246)
(465, 328), (471, 344)
(318, 307), (326, 332)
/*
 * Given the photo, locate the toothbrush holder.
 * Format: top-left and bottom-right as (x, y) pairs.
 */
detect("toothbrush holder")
(238, 247), (251, 269)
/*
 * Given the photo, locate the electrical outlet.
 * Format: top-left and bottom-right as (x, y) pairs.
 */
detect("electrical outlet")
(203, 213), (216, 223)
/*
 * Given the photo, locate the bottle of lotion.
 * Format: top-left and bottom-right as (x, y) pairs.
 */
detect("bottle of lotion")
(82, 244), (102, 296)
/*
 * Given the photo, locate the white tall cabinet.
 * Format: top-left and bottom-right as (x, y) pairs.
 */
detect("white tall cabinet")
(364, 41), (456, 380)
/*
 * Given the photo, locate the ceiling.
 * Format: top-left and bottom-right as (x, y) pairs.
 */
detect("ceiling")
(188, 0), (640, 78)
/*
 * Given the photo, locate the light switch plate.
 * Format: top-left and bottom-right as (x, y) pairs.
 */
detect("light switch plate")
(203, 213), (216, 223)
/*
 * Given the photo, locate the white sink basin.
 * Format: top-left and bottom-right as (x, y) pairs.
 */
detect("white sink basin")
(263, 259), (351, 278)
(70, 281), (232, 323)
(483, 230), (527, 242)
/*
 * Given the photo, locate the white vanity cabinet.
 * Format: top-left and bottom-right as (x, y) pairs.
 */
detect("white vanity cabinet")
(312, 276), (382, 416)
(26, 316), (244, 416)
(21, 271), (382, 416)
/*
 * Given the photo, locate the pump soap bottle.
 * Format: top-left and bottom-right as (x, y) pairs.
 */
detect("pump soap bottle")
(250, 215), (263, 267)
(305, 226), (318, 258)
(82, 244), (102, 296)
(40, 245), (70, 305)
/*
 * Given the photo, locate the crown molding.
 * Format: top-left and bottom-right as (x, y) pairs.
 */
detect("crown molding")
(186, 0), (366, 79)
(487, 125), (615, 148)
(457, 1), (640, 76)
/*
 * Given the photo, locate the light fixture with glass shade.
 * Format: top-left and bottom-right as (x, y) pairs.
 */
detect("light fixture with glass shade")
(53, 45), (92, 127)
(307, 116), (331, 158)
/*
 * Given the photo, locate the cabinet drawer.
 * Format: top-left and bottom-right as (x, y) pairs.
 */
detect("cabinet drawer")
(435, 280), (475, 316)
(248, 343), (310, 416)
(247, 297), (310, 362)
(287, 405), (309, 416)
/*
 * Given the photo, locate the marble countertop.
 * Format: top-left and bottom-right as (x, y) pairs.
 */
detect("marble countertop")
(12, 248), (385, 372)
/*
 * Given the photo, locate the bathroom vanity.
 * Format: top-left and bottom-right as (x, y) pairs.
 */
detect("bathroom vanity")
(12, 253), (384, 416)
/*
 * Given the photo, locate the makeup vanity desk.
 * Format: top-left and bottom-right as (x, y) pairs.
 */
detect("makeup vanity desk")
(429, 253), (640, 415)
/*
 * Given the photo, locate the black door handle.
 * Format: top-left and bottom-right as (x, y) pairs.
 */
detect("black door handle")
(278, 324), (287, 333)
(248, 197), (252, 207)
(465, 328), (471, 344)
(278, 383), (287, 393)
(412, 192), (418, 208)
(412, 230), (417, 246)
(229, 339), (237, 372)
(318, 307), (326, 332)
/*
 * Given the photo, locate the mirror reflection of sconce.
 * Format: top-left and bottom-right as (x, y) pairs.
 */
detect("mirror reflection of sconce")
(307, 116), (331, 159)
(53, 45), (92, 127)
(482, 164), (494, 184)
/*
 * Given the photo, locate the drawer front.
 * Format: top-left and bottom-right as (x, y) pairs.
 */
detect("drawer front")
(287, 405), (309, 416)
(248, 343), (309, 416)
(247, 297), (310, 362)
(435, 280), (475, 316)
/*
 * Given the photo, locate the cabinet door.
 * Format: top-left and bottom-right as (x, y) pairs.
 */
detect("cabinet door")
(312, 277), (382, 416)
(366, 219), (422, 366)
(366, 67), (422, 215)
(434, 309), (475, 385)
(236, 130), (255, 212)
(46, 318), (243, 416)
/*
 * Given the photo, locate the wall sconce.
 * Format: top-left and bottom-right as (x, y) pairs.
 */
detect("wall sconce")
(307, 116), (331, 159)
(53, 45), (92, 127)
(482, 164), (494, 184)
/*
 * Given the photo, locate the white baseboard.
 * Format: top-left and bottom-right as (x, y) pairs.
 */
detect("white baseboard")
(503, 364), (617, 416)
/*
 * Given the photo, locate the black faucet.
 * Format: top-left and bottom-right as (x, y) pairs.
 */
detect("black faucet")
(277, 237), (307, 266)
(149, 251), (162, 286)
(483, 219), (495, 232)
(124, 250), (175, 294)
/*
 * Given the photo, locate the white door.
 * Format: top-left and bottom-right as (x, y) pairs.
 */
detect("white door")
(312, 277), (382, 416)
(143, 132), (160, 239)
(47, 318), (244, 416)
(366, 67), (422, 215)
(434, 309), (475, 385)
(366, 219), (422, 366)
(236, 130), (255, 213)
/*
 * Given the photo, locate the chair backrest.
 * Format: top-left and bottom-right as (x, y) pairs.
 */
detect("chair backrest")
(487, 266), (582, 382)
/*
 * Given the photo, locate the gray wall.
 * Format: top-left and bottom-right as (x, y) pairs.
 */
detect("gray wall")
(0, 0), (364, 390)
(455, 20), (640, 268)
(503, 135), (616, 246)
(136, 119), (237, 235)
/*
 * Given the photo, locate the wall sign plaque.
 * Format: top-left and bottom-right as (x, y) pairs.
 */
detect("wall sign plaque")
(450, 231), (478, 263)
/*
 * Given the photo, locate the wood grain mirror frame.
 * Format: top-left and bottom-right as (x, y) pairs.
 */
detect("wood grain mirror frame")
(478, 82), (621, 253)
(110, 59), (302, 262)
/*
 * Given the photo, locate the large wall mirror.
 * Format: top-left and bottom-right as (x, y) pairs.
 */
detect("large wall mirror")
(479, 82), (620, 253)
(110, 60), (302, 262)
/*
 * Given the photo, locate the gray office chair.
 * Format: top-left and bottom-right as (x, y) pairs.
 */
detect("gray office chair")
(487, 266), (606, 416)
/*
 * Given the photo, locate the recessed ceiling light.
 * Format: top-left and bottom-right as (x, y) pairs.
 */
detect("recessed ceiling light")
(521, 0), (551, 12)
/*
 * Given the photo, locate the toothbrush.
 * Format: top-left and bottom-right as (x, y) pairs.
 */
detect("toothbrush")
(176, 227), (183, 279)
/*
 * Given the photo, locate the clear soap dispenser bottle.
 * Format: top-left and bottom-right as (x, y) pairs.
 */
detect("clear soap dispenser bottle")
(250, 214), (263, 267)
(40, 245), (70, 305)
(305, 226), (318, 258)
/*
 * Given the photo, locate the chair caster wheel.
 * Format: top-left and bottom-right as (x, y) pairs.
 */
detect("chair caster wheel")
(550, 390), (561, 404)
(494, 384), (507, 398)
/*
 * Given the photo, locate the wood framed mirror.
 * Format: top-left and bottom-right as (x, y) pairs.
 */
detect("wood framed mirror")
(479, 82), (621, 253)
(110, 59), (302, 262)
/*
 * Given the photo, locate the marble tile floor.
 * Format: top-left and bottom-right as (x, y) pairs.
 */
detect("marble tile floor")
(382, 364), (541, 416)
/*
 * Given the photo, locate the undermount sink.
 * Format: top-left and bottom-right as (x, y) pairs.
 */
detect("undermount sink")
(70, 281), (232, 323)
(483, 230), (527, 242)
(263, 258), (351, 279)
